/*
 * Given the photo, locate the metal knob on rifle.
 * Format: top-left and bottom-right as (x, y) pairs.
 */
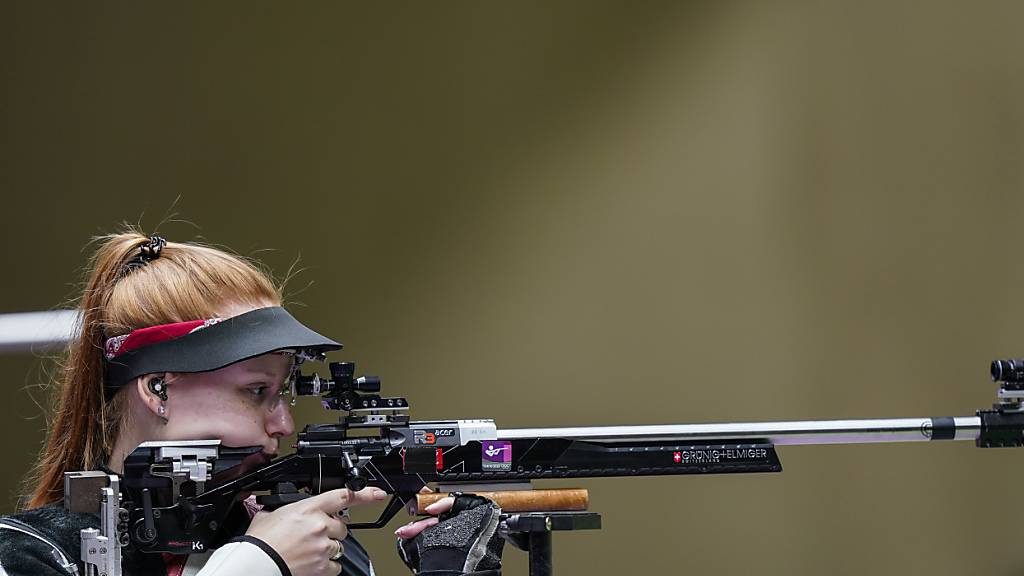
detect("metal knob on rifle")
(342, 452), (367, 492)
(353, 376), (381, 392)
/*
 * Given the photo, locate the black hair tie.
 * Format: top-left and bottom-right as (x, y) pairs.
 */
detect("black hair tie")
(123, 235), (167, 274)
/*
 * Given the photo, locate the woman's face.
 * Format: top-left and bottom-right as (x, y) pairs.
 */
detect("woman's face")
(161, 352), (295, 457)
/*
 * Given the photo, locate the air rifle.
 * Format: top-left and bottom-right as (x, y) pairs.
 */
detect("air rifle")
(68, 359), (1024, 576)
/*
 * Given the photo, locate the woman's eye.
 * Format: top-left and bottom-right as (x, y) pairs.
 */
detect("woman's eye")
(250, 386), (270, 397)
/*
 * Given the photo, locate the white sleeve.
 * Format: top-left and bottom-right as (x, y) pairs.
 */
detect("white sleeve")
(192, 538), (286, 576)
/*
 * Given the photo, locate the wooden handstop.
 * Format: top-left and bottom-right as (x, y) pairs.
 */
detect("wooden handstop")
(413, 488), (589, 515)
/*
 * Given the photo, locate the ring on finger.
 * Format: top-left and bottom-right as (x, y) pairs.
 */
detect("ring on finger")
(329, 538), (344, 561)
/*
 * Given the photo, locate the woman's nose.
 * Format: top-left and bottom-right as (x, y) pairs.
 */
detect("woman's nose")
(266, 400), (295, 438)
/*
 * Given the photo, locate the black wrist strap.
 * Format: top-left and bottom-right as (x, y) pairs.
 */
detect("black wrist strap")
(228, 535), (292, 576)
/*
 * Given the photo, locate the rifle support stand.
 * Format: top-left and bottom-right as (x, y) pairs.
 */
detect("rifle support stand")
(502, 512), (601, 576)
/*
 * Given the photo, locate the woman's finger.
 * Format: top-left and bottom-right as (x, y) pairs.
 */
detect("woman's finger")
(394, 516), (439, 539)
(424, 496), (454, 515)
(305, 487), (388, 514)
(326, 514), (347, 541)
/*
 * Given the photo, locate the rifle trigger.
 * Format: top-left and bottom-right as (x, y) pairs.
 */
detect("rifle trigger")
(345, 493), (407, 530)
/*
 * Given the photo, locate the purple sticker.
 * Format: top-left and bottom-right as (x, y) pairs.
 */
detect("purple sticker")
(481, 441), (512, 471)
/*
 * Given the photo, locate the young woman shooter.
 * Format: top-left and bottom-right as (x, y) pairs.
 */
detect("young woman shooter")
(0, 233), (504, 576)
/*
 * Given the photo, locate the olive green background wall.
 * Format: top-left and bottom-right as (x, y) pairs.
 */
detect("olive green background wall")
(3, 1), (1024, 574)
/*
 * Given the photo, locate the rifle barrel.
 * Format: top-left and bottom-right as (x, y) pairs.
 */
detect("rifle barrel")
(497, 416), (981, 446)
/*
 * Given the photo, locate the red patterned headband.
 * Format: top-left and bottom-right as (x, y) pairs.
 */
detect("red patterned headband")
(104, 317), (225, 360)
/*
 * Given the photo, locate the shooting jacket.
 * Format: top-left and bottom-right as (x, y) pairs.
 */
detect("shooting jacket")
(0, 503), (374, 576)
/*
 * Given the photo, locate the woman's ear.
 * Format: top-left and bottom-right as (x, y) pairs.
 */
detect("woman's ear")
(135, 374), (168, 419)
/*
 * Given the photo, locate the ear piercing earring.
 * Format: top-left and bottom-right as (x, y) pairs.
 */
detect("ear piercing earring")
(158, 404), (166, 416)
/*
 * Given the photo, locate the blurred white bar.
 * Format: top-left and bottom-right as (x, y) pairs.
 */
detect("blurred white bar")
(0, 310), (80, 353)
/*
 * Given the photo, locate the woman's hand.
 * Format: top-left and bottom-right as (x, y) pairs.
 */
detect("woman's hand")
(246, 487), (387, 576)
(393, 493), (455, 539)
(395, 493), (505, 575)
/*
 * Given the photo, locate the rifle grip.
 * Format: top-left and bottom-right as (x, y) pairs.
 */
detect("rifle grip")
(413, 488), (589, 515)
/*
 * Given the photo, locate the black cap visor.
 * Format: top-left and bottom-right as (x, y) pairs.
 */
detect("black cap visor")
(104, 306), (341, 396)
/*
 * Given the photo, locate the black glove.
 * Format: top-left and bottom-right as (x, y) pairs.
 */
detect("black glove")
(397, 493), (504, 576)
